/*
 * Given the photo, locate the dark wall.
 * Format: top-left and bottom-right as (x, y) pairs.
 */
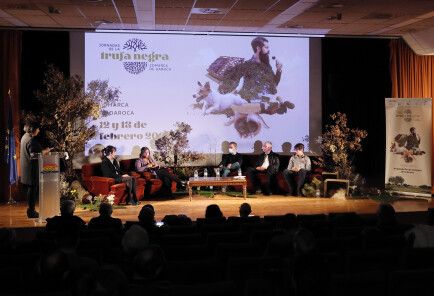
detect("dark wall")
(21, 31), (69, 113)
(322, 38), (391, 187)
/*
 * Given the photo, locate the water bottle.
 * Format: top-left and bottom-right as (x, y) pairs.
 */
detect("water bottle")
(204, 168), (208, 178)
(194, 169), (198, 179)
(238, 168), (242, 176)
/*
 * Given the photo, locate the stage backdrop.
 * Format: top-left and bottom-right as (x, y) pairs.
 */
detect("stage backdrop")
(84, 32), (321, 158)
(385, 98), (432, 197)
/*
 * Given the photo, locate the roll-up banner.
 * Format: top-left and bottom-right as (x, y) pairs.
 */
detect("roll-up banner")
(385, 98), (432, 197)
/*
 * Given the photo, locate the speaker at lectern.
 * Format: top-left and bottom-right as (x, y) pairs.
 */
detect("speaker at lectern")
(32, 152), (66, 223)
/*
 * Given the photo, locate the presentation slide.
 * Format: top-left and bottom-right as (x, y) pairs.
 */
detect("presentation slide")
(84, 32), (319, 156)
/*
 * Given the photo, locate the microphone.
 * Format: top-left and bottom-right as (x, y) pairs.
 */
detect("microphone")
(272, 56), (276, 60)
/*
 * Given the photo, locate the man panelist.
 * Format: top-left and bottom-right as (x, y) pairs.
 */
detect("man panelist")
(245, 141), (279, 195)
(219, 142), (243, 177)
(283, 143), (311, 196)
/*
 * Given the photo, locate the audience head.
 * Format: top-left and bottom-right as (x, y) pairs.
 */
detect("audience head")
(60, 200), (76, 217)
(377, 203), (397, 228)
(0, 228), (16, 248)
(262, 141), (272, 154)
(99, 202), (113, 218)
(162, 214), (192, 226)
(138, 205), (156, 226)
(293, 228), (316, 256)
(77, 265), (128, 296)
(133, 245), (166, 279)
(143, 203), (155, 215)
(38, 250), (70, 281)
(205, 204), (224, 219)
(139, 147), (151, 159)
(102, 145), (117, 159)
(239, 203), (252, 218)
(122, 224), (149, 255)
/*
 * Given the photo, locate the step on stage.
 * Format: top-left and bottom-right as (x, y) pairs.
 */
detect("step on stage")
(1, 194), (433, 229)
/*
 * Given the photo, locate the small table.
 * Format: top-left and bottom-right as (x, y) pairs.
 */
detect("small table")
(187, 177), (247, 201)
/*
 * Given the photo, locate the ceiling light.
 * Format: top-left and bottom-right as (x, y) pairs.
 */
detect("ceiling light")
(328, 13), (342, 20)
(191, 8), (227, 15)
(48, 6), (61, 14)
(95, 19), (113, 24)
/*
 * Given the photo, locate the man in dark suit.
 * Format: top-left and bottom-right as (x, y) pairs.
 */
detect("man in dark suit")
(245, 141), (280, 195)
(23, 122), (52, 218)
(101, 145), (138, 205)
(46, 200), (86, 233)
(88, 202), (123, 231)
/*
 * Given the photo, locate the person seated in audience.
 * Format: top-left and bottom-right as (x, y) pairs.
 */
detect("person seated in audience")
(245, 141), (280, 195)
(138, 205), (163, 235)
(376, 203), (401, 235)
(239, 202), (252, 218)
(46, 200), (86, 234)
(0, 228), (16, 250)
(363, 203), (409, 239)
(122, 224), (149, 257)
(76, 265), (128, 296)
(101, 145), (138, 205)
(88, 203), (123, 231)
(35, 250), (71, 292)
(291, 228), (328, 296)
(205, 204), (225, 219)
(162, 214), (193, 226)
(283, 143), (311, 196)
(132, 245), (167, 282)
(135, 147), (183, 197)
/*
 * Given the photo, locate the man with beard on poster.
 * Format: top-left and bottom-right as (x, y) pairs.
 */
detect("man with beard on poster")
(218, 36), (283, 103)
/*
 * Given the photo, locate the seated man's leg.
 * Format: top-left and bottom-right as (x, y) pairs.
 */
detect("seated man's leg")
(122, 176), (136, 204)
(282, 169), (295, 195)
(295, 169), (308, 196)
(222, 167), (231, 177)
(246, 167), (258, 194)
(261, 170), (275, 195)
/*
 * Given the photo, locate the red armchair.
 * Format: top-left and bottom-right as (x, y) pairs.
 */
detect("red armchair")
(81, 163), (146, 204)
(120, 159), (177, 197)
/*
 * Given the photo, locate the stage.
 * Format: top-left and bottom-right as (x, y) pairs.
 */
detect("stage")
(1, 194), (433, 229)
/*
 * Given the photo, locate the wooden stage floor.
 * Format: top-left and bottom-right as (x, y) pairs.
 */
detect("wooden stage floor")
(1, 194), (433, 229)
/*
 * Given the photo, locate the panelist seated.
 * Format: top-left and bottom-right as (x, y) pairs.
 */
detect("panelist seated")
(101, 145), (138, 205)
(219, 141), (243, 177)
(245, 141), (280, 196)
(135, 147), (181, 197)
(283, 143), (311, 196)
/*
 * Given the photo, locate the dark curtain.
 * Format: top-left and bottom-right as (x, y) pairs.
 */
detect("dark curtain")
(322, 38), (392, 187)
(0, 30), (22, 202)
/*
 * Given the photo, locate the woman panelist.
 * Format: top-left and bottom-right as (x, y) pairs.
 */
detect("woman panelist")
(135, 147), (182, 197)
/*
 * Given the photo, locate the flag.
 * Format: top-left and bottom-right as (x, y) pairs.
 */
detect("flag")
(5, 89), (18, 185)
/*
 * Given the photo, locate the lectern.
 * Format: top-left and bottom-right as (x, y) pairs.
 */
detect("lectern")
(33, 152), (65, 222)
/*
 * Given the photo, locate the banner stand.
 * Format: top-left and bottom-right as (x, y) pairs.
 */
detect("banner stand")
(385, 98), (432, 198)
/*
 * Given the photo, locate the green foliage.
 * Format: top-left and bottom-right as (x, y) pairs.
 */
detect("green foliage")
(319, 112), (368, 179)
(153, 122), (204, 168)
(301, 177), (321, 197)
(34, 65), (120, 181)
